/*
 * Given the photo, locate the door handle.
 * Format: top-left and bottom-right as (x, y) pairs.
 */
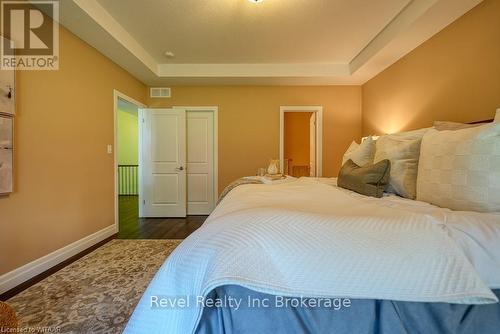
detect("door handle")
(175, 166), (184, 171)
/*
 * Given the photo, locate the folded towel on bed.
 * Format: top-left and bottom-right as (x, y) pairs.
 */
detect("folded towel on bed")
(216, 177), (263, 204)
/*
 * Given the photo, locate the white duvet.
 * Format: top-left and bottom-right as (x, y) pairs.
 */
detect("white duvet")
(125, 178), (499, 334)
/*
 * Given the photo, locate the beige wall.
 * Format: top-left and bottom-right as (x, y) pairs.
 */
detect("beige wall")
(0, 28), (361, 276)
(4, 0), (496, 278)
(4, 0), (495, 281)
(147, 86), (361, 192)
(284, 112), (312, 168)
(362, 0), (500, 136)
(0, 26), (146, 275)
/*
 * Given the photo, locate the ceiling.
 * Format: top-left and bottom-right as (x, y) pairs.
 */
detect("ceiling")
(97, 0), (410, 64)
(47, 0), (482, 85)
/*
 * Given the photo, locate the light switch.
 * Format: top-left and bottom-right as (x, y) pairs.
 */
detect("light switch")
(107, 145), (113, 154)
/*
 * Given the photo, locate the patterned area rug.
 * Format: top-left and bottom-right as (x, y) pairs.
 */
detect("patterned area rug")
(7, 239), (181, 333)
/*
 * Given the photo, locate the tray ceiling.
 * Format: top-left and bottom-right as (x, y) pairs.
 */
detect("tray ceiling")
(45, 0), (483, 85)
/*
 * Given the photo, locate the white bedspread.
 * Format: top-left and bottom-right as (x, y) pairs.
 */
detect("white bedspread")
(125, 178), (498, 334)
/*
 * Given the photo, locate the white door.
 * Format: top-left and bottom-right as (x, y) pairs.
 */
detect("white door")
(141, 108), (186, 217)
(187, 111), (215, 214)
(309, 113), (316, 177)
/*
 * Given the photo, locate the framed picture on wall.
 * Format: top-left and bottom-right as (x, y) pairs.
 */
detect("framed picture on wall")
(0, 36), (15, 116)
(0, 115), (13, 194)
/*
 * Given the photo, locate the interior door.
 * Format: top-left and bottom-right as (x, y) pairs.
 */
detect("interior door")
(309, 113), (316, 177)
(187, 111), (214, 214)
(141, 108), (186, 217)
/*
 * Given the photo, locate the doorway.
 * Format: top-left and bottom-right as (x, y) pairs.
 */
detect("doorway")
(280, 106), (323, 177)
(284, 112), (315, 177)
(114, 94), (212, 238)
(139, 106), (218, 218)
(113, 90), (146, 235)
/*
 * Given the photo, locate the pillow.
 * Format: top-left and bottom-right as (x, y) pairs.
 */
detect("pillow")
(342, 136), (375, 167)
(374, 135), (422, 199)
(495, 109), (499, 123)
(388, 127), (430, 140)
(434, 121), (482, 131)
(417, 124), (500, 212)
(338, 159), (391, 198)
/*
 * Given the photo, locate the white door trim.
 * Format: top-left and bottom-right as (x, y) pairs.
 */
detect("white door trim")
(174, 106), (219, 211)
(113, 90), (146, 231)
(138, 108), (144, 218)
(279, 106), (323, 177)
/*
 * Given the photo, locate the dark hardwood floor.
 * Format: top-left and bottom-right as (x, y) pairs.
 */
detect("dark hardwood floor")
(118, 195), (206, 239)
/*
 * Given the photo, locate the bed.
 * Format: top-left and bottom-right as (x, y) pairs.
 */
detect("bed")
(125, 177), (500, 334)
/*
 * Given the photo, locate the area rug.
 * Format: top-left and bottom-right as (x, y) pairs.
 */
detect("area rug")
(7, 239), (181, 333)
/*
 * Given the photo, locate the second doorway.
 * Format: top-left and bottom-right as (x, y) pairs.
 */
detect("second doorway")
(140, 107), (217, 218)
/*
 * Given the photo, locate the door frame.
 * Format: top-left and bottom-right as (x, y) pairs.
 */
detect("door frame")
(279, 106), (323, 177)
(174, 106), (219, 212)
(113, 90), (146, 232)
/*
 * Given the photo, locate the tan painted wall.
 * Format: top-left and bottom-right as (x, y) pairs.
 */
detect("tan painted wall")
(147, 86), (362, 192)
(284, 112), (312, 168)
(0, 26), (146, 275)
(362, 0), (500, 136)
(5, 0), (495, 278)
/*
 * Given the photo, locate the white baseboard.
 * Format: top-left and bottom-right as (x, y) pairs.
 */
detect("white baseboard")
(0, 224), (117, 295)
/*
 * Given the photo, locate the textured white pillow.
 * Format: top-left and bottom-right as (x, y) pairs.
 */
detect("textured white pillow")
(389, 127), (430, 140)
(342, 136), (375, 167)
(374, 135), (422, 199)
(417, 124), (500, 212)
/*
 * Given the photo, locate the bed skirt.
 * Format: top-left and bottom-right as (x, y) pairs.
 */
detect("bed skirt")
(197, 285), (500, 334)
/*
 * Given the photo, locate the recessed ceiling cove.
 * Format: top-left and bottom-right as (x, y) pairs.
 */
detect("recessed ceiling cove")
(48, 0), (483, 85)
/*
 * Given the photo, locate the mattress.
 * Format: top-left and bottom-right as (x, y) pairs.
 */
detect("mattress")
(320, 177), (500, 289)
(125, 177), (499, 334)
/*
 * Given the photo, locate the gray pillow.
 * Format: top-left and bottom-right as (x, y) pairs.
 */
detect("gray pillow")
(374, 135), (422, 199)
(338, 159), (391, 198)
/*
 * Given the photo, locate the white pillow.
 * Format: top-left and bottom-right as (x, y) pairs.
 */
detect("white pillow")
(374, 135), (422, 199)
(342, 136), (375, 167)
(388, 127), (430, 140)
(417, 124), (500, 212)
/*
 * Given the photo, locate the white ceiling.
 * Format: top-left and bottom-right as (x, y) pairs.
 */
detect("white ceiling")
(97, 0), (410, 64)
(47, 0), (482, 85)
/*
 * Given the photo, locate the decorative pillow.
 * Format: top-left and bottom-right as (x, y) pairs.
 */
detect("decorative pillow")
(374, 135), (422, 199)
(388, 127), (430, 140)
(417, 124), (500, 212)
(338, 159), (391, 198)
(434, 121), (482, 131)
(342, 136), (375, 167)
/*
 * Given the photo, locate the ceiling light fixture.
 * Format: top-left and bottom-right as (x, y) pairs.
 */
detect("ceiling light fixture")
(248, 0), (264, 3)
(164, 51), (175, 58)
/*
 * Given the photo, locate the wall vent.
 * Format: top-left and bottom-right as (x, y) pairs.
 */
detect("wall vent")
(150, 87), (171, 98)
